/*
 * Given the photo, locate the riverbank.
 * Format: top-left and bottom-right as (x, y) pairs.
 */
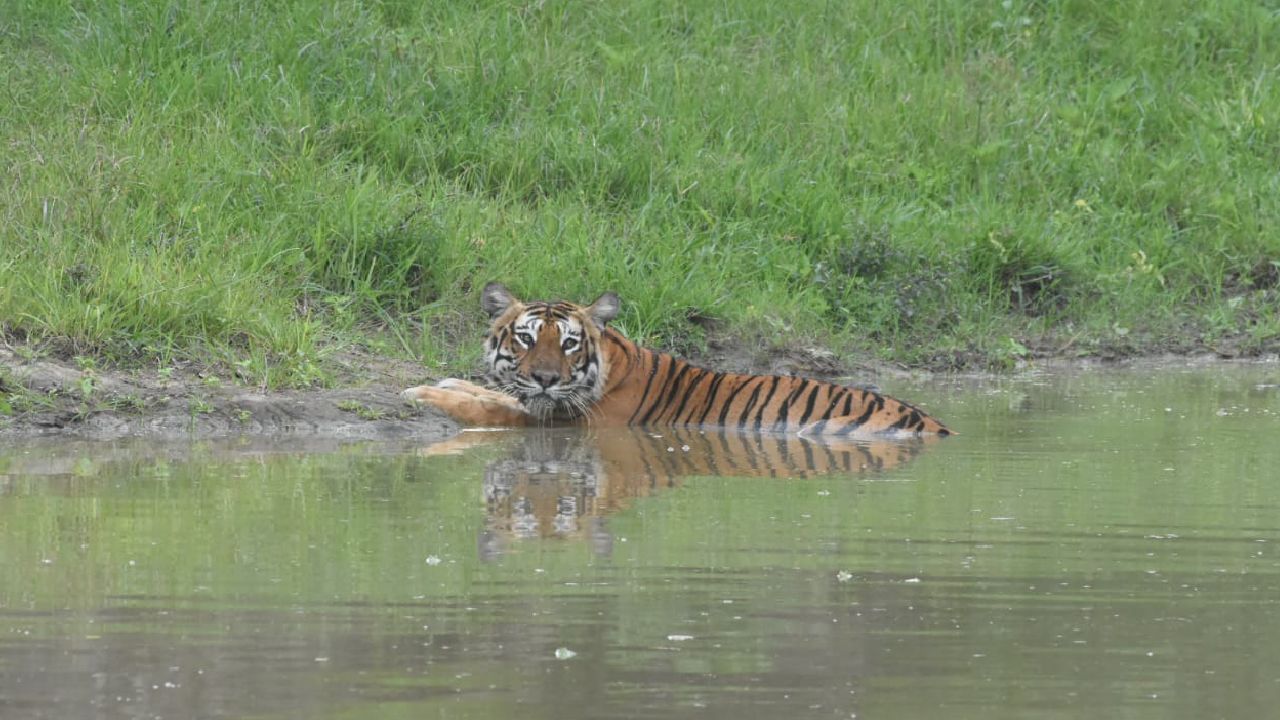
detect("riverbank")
(0, 344), (456, 441)
(3, 332), (1275, 440)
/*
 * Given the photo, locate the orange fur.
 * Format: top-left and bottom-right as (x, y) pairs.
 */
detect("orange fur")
(403, 284), (951, 438)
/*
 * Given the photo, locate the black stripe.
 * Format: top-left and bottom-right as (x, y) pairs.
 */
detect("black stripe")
(735, 380), (768, 428)
(641, 361), (695, 425)
(890, 408), (916, 430)
(627, 351), (666, 424)
(751, 376), (783, 431)
(716, 377), (755, 427)
(797, 384), (823, 425)
(852, 392), (883, 426)
(695, 372), (729, 426)
(840, 391), (853, 416)
(774, 379), (808, 430)
(661, 363), (701, 423)
(669, 368), (709, 424)
(819, 388), (844, 420)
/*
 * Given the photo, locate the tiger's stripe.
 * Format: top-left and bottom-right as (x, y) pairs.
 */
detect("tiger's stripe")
(589, 329), (949, 436)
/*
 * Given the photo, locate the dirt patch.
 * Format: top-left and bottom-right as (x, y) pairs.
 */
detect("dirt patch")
(0, 346), (457, 442)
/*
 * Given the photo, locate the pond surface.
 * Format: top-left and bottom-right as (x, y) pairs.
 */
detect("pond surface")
(2, 363), (1278, 720)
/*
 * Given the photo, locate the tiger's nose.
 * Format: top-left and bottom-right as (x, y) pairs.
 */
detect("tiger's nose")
(531, 370), (559, 389)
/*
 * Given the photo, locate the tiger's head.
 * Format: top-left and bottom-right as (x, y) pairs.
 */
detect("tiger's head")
(480, 282), (620, 419)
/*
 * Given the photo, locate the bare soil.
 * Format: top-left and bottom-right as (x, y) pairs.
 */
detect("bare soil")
(0, 346), (458, 442)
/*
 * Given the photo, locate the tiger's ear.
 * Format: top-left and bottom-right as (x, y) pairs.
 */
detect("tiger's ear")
(481, 282), (518, 318)
(587, 291), (620, 329)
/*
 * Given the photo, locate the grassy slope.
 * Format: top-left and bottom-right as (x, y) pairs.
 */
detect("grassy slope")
(2, 0), (1278, 386)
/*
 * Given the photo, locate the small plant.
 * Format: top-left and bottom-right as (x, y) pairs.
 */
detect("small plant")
(337, 399), (385, 420)
(235, 408), (252, 423)
(104, 394), (146, 413)
(2, 388), (54, 415)
(77, 374), (95, 401)
(189, 396), (214, 416)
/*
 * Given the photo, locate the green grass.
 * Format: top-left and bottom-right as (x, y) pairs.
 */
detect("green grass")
(2, 0), (1278, 384)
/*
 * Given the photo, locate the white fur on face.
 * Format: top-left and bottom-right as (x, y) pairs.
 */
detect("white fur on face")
(485, 310), (603, 417)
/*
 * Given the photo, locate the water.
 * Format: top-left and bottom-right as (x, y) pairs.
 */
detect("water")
(1, 363), (1278, 719)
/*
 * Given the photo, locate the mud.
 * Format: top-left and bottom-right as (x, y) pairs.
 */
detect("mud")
(0, 347), (457, 442)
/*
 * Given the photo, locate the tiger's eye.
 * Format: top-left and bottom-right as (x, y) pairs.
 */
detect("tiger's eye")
(562, 337), (579, 352)
(516, 332), (535, 347)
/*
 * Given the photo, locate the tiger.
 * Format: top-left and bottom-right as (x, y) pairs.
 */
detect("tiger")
(401, 283), (952, 438)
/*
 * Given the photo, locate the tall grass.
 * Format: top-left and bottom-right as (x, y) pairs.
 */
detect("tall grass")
(2, 0), (1278, 383)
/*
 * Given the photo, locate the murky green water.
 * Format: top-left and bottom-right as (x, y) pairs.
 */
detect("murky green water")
(2, 363), (1278, 719)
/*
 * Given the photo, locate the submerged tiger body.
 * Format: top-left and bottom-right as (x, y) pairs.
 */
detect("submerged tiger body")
(402, 283), (951, 438)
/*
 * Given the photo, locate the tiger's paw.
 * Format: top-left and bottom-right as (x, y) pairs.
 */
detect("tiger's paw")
(400, 380), (530, 427)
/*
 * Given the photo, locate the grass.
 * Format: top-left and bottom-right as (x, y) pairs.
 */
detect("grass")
(2, 0), (1278, 384)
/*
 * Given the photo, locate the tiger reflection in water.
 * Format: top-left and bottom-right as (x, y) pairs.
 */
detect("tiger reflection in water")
(423, 426), (940, 559)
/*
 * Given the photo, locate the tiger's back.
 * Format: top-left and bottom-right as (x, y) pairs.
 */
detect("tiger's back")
(403, 283), (952, 438)
(589, 330), (950, 437)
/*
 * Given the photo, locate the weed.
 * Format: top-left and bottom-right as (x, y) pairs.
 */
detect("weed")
(77, 374), (96, 402)
(337, 400), (385, 421)
(968, 229), (1076, 316)
(104, 394), (146, 413)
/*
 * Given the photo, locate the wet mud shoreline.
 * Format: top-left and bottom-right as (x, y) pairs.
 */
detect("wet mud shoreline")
(3, 344), (1275, 442)
(0, 347), (458, 442)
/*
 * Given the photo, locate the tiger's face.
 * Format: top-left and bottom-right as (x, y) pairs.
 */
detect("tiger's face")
(480, 283), (620, 419)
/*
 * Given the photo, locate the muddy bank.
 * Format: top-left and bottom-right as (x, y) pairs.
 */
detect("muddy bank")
(0, 347), (457, 442)
(5, 340), (1273, 443)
